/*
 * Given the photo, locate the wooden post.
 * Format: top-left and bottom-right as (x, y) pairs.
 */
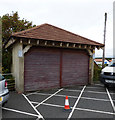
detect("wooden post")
(52, 42), (55, 46)
(37, 40), (39, 45)
(67, 43), (69, 47)
(45, 41), (47, 45)
(28, 39), (31, 44)
(60, 42), (63, 47)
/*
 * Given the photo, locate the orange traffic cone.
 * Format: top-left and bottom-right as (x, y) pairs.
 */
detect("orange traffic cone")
(64, 96), (70, 110)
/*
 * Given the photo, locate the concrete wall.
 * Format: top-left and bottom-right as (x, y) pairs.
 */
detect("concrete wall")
(87, 49), (94, 84)
(12, 42), (24, 92)
(89, 55), (94, 84)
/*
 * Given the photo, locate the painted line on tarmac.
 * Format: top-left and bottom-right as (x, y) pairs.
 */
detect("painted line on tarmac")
(31, 101), (63, 108)
(64, 88), (107, 94)
(86, 89), (115, 95)
(22, 94), (44, 120)
(86, 86), (104, 89)
(106, 88), (115, 112)
(110, 92), (115, 95)
(31, 101), (115, 116)
(81, 96), (110, 102)
(67, 85), (86, 120)
(27, 92), (78, 99)
(26, 88), (115, 97)
(84, 90), (107, 94)
(63, 89), (81, 92)
(35, 88), (63, 108)
(28, 92), (70, 98)
(76, 107), (115, 115)
(26, 92), (50, 97)
(2, 107), (38, 117)
(26, 92), (38, 97)
(28, 91), (111, 102)
(93, 84), (104, 87)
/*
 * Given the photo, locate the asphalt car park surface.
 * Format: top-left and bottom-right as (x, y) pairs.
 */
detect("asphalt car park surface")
(1, 84), (115, 119)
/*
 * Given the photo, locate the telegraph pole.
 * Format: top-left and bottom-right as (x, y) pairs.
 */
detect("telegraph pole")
(102, 13), (107, 69)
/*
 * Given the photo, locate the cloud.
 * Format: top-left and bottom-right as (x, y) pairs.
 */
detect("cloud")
(0, 0), (114, 57)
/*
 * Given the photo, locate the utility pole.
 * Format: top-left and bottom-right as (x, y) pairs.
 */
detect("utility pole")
(102, 13), (107, 69)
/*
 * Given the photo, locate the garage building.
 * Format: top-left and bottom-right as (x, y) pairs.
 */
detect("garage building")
(6, 23), (104, 92)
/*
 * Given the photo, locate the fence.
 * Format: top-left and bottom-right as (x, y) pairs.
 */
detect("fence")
(2, 73), (15, 91)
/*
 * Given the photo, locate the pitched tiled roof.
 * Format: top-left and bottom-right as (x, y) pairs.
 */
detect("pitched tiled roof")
(11, 23), (104, 47)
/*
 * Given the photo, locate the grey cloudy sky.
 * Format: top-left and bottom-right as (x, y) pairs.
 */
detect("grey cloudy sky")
(0, 0), (114, 58)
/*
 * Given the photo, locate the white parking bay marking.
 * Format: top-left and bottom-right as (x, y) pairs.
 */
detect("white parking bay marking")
(22, 94), (44, 120)
(76, 107), (115, 116)
(32, 92), (110, 102)
(2, 107), (39, 117)
(31, 101), (64, 108)
(63, 89), (81, 92)
(35, 88), (63, 108)
(26, 92), (38, 97)
(28, 90), (111, 102)
(81, 96), (110, 102)
(86, 86), (103, 89)
(27, 92), (77, 99)
(30, 101), (115, 116)
(67, 85), (86, 120)
(94, 84), (104, 87)
(64, 88), (107, 94)
(106, 88), (115, 112)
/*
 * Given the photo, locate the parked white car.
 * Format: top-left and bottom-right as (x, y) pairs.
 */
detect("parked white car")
(0, 74), (9, 105)
(100, 59), (115, 87)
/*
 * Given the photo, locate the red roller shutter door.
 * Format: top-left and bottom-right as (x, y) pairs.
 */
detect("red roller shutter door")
(62, 49), (89, 86)
(24, 47), (60, 91)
